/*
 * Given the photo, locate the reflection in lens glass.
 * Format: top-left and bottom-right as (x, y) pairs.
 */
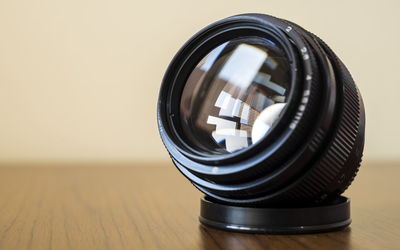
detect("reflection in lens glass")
(180, 37), (291, 154)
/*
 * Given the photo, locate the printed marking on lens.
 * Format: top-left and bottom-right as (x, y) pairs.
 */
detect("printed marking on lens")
(158, 14), (365, 234)
(290, 90), (311, 129)
(301, 47), (310, 60)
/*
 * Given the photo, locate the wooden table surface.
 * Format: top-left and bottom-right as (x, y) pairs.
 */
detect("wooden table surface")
(0, 162), (398, 250)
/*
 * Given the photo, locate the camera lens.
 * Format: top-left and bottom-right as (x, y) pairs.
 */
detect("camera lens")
(180, 37), (291, 154)
(158, 13), (365, 206)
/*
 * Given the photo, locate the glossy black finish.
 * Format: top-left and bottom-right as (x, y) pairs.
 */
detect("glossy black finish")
(199, 196), (351, 234)
(157, 13), (365, 208)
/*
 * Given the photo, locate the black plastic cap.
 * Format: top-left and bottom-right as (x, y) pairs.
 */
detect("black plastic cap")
(199, 196), (351, 234)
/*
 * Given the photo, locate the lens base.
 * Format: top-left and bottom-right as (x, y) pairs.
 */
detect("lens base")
(199, 196), (351, 234)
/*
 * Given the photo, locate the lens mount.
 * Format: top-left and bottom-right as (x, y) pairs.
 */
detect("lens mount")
(157, 13), (365, 205)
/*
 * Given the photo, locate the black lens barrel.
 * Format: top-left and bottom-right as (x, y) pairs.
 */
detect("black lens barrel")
(157, 14), (365, 206)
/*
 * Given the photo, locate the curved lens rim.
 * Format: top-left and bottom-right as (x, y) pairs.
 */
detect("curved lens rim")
(165, 27), (301, 164)
(157, 15), (315, 174)
(178, 36), (294, 156)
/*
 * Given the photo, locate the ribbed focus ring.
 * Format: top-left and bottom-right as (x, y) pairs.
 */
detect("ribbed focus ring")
(157, 13), (365, 207)
(280, 47), (362, 203)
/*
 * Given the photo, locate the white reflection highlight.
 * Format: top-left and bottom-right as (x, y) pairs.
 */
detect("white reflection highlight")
(218, 44), (267, 89)
(251, 103), (286, 144)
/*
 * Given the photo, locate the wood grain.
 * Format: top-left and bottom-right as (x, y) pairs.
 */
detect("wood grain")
(0, 162), (398, 250)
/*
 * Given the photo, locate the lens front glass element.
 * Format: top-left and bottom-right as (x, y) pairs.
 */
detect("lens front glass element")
(180, 37), (291, 154)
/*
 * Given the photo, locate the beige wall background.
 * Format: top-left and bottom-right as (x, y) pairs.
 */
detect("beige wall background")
(0, 0), (398, 163)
